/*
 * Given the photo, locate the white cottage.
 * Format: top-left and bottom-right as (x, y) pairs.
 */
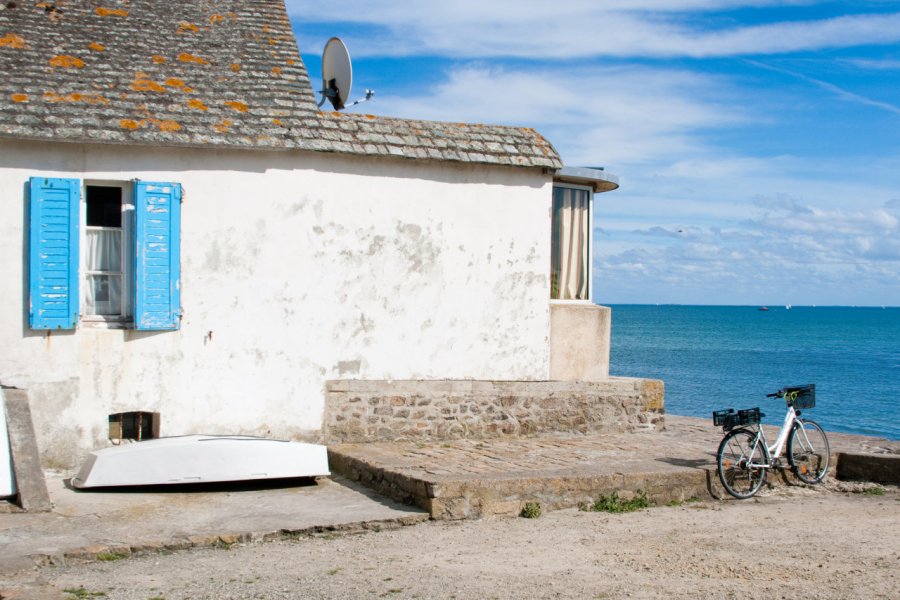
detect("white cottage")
(0, 1), (649, 470)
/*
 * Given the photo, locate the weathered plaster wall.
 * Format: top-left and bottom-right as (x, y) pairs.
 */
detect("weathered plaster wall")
(0, 139), (553, 468)
(549, 303), (611, 380)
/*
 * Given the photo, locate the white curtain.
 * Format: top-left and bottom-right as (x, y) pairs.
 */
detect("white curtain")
(552, 187), (590, 300)
(85, 229), (122, 315)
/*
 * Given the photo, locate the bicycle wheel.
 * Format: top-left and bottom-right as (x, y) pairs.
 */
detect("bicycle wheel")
(788, 419), (830, 484)
(717, 428), (767, 499)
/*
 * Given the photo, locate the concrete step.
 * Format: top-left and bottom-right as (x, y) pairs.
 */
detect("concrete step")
(328, 416), (900, 519)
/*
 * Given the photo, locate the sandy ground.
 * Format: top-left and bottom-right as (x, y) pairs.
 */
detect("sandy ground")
(2, 481), (898, 600)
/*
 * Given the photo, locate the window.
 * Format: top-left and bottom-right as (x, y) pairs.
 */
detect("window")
(551, 185), (592, 301)
(83, 184), (133, 320)
(28, 177), (182, 331)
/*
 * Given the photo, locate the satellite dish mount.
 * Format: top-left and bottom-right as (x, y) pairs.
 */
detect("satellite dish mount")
(317, 37), (375, 111)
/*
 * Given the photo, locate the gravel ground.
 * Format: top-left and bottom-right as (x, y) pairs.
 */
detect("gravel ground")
(2, 481), (898, 600)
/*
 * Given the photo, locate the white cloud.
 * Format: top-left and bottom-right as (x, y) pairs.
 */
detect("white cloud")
(747, 60), (900, 116)
(370, 64), (740, 166)
(288, 1), (900, 59)
(846, 58), (900, 70)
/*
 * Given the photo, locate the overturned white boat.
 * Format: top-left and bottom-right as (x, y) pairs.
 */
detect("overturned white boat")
(72, 435), (330, 489)
(1, 391), (15, 498)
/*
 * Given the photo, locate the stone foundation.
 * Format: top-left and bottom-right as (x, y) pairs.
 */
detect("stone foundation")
(323, 377), (665, 443)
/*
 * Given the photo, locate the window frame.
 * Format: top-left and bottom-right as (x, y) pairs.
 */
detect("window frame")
(80, 180), (135, 327)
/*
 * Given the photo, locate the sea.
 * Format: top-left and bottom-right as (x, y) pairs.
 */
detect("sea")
(608, 305), (900, 441)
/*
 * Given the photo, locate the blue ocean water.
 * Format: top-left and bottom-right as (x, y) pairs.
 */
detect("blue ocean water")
(608, 305), (900, 440)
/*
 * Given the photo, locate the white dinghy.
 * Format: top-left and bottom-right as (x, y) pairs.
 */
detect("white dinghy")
(72, 435), (330, 489)
(0, 391), (15, 498)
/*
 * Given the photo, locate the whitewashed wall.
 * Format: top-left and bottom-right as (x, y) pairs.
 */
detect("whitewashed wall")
(0, 139), (553, 468)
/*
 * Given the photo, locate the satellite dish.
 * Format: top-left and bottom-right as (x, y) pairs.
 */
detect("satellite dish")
(317, 37), (375, 111)
(319, 37), (352, 110)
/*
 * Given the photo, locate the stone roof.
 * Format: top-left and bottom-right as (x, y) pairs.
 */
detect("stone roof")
(0, 1), (561, 170)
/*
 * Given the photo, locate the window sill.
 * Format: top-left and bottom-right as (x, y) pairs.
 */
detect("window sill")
(79, 319), (133, 330)
(550, 299), (595, 305)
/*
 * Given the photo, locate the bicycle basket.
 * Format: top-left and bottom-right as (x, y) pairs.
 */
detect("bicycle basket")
(713, 407), (763, 430)
(737, 407), (763, 426)
(712, 408), (735, 428)
(785, 384), (815, 409)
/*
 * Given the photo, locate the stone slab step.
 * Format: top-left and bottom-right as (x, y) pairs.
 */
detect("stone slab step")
(328, 416), (900, 519)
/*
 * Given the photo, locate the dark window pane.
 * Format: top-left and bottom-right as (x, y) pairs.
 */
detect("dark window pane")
(86, 185), (122, 227)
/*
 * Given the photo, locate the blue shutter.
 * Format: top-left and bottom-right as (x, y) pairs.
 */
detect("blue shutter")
(29, 177), (80, 330)
(134, 181), (181, 330)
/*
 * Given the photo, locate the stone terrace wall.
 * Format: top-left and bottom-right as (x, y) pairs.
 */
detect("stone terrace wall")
(323, 378), (665, 443)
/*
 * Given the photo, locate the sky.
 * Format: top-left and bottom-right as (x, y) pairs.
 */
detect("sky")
(286, 1), (900, 307)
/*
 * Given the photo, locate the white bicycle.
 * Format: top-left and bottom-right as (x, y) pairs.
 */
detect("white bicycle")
(713, 384), (830, 499)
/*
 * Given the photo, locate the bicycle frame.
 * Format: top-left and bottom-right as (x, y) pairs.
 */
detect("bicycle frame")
(746, 405), (799, 468)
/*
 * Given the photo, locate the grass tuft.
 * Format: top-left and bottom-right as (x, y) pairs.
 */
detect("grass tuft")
(63, 588), (106, 598)
(581, 490), (649, 514)
(96, 552), (128, 562)
(520, 501), (542, 519)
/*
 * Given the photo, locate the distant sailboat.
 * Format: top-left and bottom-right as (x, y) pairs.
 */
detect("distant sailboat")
(786, 304), (792, 310)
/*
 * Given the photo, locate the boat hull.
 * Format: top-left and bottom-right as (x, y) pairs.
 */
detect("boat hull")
(0, 391), (15, 498)
(72, 435), (330, 489)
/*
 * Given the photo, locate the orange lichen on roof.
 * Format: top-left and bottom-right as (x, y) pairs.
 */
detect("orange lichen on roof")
(49, 55), (86, 68)
(267, 38), (277, 45)
(177, 22), (199, 34)
(365, 114), (377, 120)
(95, 7), (129, 17)
(271, 67), (282, 76)
(209, 14), (225, 25)
(131, 75), (166, 93)
(286, 59), (296, 65)
(119, 118), (181, 132)
(213, 119), (233, 133)
(151, 55), (167, 64)
(11, 93), (28, 103)
(187, 99), (208, 111)
(230, 63), (241, 72)
(178, 53), (209, 65)
(44, 91), (109, 104)
(0, 33), (27, 49)
(272, 118), (283, 126)
(165, 77), (187, 88)
(224, 100), (248, 113)
(88, 42), (106, 52)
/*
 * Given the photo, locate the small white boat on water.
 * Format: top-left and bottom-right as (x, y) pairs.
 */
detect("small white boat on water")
(72, 435), (330, 489)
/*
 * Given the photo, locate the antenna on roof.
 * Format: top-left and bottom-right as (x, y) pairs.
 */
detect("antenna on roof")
(317, 37), (375, 111)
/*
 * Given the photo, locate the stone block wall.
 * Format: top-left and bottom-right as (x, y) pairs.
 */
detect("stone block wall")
(323, 378), (665, 443)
